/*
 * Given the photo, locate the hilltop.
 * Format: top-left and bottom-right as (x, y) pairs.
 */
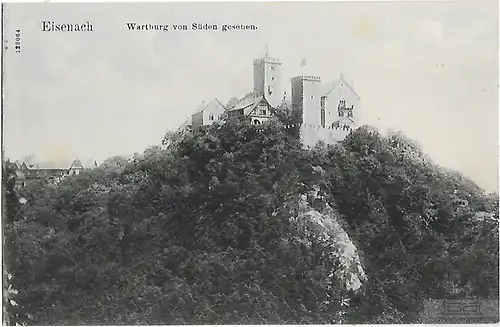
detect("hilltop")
(3, 114), (498, 325)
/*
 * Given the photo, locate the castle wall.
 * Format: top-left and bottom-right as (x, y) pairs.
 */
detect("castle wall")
(299, 125), (351, 148)
(291, 77), (304, 121)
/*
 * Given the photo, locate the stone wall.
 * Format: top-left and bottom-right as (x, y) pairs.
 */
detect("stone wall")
(300, 125), (351, 148)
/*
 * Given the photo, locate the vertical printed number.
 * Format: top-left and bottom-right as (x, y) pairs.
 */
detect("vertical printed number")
(15, 29), (21, 53)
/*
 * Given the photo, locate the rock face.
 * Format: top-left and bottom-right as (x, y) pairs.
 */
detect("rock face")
(293, 185), (367, 292)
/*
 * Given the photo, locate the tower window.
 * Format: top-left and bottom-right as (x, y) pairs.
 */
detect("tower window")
(209, 113), (214, 120)
(271, 66), (275, 71)
(271, 77), (275, 80)
(268, 85), (273, 95)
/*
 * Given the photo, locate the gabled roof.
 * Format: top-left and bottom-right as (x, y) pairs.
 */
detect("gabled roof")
(247, 97), (278, 117)
(193, 98), (227, 115)
(228, 94), (262, 114)
(228, 94), (276, 117)
(69, 159), (84, 170)
(228, 92), (280, 119)
(334, 116), (355, 125)
(226, 96), (240, 110)
(339, 74), (360, 99)
(245, 98), (266, 116)
(323, 74), (360, 99)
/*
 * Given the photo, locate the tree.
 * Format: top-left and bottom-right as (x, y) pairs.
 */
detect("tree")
(3, 120), (498, 325)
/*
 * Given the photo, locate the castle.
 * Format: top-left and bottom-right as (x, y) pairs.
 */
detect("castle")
(183, 49), (361, 147)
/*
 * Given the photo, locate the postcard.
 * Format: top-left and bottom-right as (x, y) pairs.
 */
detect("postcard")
(2, 1), (498, 325)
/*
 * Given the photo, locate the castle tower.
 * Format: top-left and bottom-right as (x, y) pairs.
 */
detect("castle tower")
(291, 75), (322, 126)
(253, 49), (282, 108)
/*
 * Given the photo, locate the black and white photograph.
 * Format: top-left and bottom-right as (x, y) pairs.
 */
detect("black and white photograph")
(1, 1), (499, 325)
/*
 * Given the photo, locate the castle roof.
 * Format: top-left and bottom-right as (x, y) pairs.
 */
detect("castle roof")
(228, 94), (263, 115)
(291, 75), (322, 82)
(193, 98), (226, 115)
(228, 94), (277, 117)
(226, 96), (240, 110)
(323, 74), (360, 99)
(339, 74), (360, 99)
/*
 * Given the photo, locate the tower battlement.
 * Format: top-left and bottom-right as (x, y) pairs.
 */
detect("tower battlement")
(254, 56), (281, 64)
(291, 75), (322, 82)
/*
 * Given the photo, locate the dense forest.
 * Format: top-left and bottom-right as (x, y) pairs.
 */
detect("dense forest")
(3, 111), (499, 325)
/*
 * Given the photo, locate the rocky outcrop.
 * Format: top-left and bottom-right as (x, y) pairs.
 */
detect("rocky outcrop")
(292, 184), (367, 293)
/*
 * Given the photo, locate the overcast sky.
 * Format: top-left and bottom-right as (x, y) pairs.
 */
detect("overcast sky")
(2, 1), (498, 191)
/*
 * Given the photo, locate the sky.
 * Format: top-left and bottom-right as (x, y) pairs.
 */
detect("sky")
(2, 1), (498, 191)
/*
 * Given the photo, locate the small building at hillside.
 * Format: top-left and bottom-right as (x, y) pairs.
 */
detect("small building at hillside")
(13, 159), (94, 188)
(68, 159), (84, 175)
(191, 98), (227, 132)
(227, 93), (275, 125)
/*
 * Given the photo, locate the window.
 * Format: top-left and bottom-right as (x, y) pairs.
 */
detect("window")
(260, 109), (267, 115)
(271, 66), (275, 71)
(268, 85), (273, 95)
(209, 113), (214, 120)
(271, 77), (275, 80)
(254, 119), (261, 125)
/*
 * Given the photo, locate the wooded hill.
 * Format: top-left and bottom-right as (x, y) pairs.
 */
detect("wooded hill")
(3, 114), (498, 325)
